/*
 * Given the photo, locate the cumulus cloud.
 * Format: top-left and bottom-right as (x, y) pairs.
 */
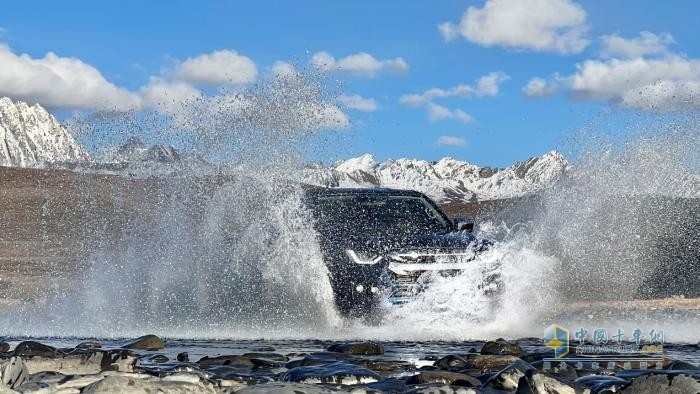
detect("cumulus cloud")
(522, 77), (555, 98)
(436, 135), (468, 146)
(0, 43), (141, 110)
(0, 44), (350, 130)
(337, 94), (378, 112)
(524, 54), (700, 111)
(172, 50), (257, 85)
(139, 77), (203, 114)
(439, 0), (589, 54)
(400, 72), (509, 107)
(427, 103), (473, 123)
(270, 61), (298, 78)
(599, 31), (674, 59)
(310, 51), (409, 77)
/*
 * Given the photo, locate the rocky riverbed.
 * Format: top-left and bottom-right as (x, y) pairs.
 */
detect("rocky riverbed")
(0, 335), (697, 393)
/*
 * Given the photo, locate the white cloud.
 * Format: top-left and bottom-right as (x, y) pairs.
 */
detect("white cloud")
(523, 77), (555, 98)
(0, 43), (141, 111)
(310, 51), (409, 77)
(525, 55), (700, 111)
(139, 77), (202, 114)
(172, 50), (257, 85)
(600, 32), (674, 59)
(439, 0), (589, 54)
(400, 72), (509, 107)
(427, 103), (473, 123)
(0, 43), (349, 130)
(337, 94), (378, 112)
(271, 61), (298, 78)
(436, 135), (468, 146)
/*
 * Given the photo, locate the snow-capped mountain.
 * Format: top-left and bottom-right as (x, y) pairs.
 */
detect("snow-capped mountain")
(304, 152), (569, 202)
(0, 97), (90, 167)
(100, 137), (184, 164)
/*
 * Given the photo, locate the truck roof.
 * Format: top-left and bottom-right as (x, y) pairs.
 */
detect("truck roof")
(303, 186), (426, 198)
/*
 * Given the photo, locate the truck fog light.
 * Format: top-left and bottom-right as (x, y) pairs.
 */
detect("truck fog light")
(370, 286), (379, 294)
(355, 285), (365, 293)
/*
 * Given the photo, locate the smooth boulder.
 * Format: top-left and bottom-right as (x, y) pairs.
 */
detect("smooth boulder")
(281, 361), (381, 385)
(325, 341), (384, 355)
(122, 334), (166, 350)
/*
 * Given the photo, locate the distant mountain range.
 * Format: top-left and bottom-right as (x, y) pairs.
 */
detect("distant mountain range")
(0, 97), (569, 202)
(304, 152), (568, 202)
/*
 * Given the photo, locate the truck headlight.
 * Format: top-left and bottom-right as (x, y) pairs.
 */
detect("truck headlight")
(345, 249), (383, 265)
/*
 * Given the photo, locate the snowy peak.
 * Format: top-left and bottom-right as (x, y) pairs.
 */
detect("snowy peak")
(0, 97), (90, 167)
(333, 153), (377, 173)
(109, 137), (182, 164)
(310, 151), (570, 202)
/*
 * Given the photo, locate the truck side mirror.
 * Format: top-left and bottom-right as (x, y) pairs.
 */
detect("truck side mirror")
(454, 217), (474, 233)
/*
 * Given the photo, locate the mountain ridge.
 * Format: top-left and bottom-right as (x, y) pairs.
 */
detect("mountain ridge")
(0, 96), (569, 202)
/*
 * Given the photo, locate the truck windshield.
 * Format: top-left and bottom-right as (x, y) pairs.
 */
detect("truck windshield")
(312, 194), (450, 236)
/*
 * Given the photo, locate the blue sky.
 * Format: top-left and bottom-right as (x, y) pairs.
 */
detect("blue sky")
(1, 0), (699, 166)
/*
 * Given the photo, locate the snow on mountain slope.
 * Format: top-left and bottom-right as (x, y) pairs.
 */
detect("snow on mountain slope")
(0, 97), (90, 167)
(304, 151), (569, 202)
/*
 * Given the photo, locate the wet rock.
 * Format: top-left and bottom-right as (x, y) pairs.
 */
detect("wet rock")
(122, 334), (165, 350)
(58, 371), (150, 391)
(355, 378), (409, 393)
(281, 361), (381, 385)
(146, 354), (169, 363)
(13, 341), (58, 358)
(243, 352), (288, 362)
(0, 343), (9, 354)
(198, 355), (254, 369)
(355, 359), (413, 374)
(23, 370), (67, 385)
(480, 340), (524, 356)
(468, 355), (521, 370)
(17, 349), (137, 375)
(434, 355), (469, 371)
(218, 378), (248, 391)
(81, 374), (216, 393)
(520, 352), (550, 364)
(616, 369), (700, 380)
(236, 382), (345, 393)
(326, 341), (384, 355)
(530, 360), (578, 381)
(620, 374), (700, 393)
(515, 369), (580, 394)
(484, 360), (535, 391)
(575, 375), (629, 393)
(76, 341), (102, 350)
(1, 356), (28, 388)
(177, 352), (189, 362)
(406, 385), (479, 394)
(286, 352), (357, 368)
(249, 358), (285, 368)
(665, 360), (700, 370)
(100, 349), (140, 373)
(406, 371), (481, 386)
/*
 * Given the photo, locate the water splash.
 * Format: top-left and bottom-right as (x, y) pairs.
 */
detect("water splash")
(338, 115), (698, 342)
(3, 70), (347, 338)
